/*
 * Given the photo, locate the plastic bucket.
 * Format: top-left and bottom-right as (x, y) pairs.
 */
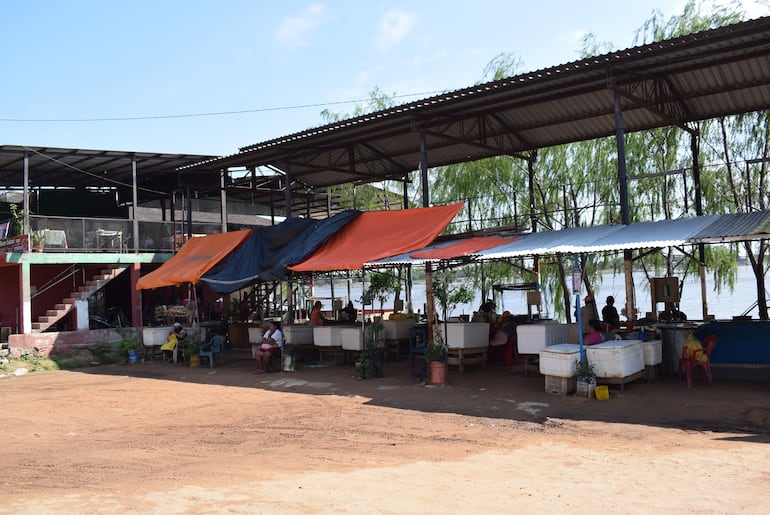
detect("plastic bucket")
(127, 351), (138, 364)
(595, 385), (609, 400)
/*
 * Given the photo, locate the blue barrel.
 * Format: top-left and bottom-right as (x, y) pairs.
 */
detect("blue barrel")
(128, 350), (138, 364)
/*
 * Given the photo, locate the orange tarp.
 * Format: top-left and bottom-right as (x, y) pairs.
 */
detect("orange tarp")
(410, 236), (519, 260)
(289, 203), (464, 271)
(136, 230), (252, 289)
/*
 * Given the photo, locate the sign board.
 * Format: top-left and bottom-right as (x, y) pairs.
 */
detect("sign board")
(571, 267), (581, 295)
(0, 235), (30, 253)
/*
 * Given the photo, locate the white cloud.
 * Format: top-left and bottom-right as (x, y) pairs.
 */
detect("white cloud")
(377, 9), (416, 50)
(274, 3), (328, 48)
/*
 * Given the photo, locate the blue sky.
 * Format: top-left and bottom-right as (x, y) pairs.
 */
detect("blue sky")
(2, 1), (767, 156)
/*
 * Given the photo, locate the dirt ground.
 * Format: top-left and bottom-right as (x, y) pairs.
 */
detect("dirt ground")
(2, 350), (770, 514)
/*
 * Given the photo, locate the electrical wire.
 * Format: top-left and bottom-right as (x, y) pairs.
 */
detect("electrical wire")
(0, 91), (445, 123)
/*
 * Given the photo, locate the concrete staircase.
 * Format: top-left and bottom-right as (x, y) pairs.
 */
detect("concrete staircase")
(32, 265), (128, 333)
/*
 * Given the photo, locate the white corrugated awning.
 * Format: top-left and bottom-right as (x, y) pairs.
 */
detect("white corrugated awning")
(366, 211), (770, 266)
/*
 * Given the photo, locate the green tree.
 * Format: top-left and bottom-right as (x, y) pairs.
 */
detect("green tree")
(321, 87), (404, 212)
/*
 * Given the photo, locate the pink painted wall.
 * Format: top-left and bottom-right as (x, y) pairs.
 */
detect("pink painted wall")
(0, 264), (21, 333)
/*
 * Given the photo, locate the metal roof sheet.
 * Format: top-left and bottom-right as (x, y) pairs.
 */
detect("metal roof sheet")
(0, 145), (218, 201)
(367, 211), (770, 266)
(479, 225), (625, 259)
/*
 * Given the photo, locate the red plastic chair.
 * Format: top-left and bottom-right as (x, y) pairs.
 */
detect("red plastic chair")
(678, 336), (717, 388)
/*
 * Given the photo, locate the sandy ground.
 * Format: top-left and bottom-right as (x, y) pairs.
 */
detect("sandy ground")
(2, 351), (770, 514)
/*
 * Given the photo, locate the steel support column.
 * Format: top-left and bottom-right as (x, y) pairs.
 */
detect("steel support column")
(284, 166), (292, 219)
(420, 130), (429, 208)
(23, 151), (29, 235)
(131, 158), (139, 251)
(220, 169), (228, 233)
(185, 186), (193, 239)
(614, 89), (636, 321)
(691, 128), (709, 319)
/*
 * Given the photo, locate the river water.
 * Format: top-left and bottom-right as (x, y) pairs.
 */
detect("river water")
(310, 265), (767, 322)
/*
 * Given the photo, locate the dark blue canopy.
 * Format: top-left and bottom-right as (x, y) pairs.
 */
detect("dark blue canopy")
(200, 210), (360, 293)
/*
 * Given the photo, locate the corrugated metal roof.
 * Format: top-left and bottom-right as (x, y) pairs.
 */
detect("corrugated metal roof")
(183, 17), (770, 191)
(367, 211), (770, 266)
(575, 216), (721, 253)
(479, 225), (625, 259)
(0, 145), (218, 201)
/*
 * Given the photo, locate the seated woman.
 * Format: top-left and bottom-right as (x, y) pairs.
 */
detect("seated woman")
(160, 323), (186, 362)
(584, 319), (604, 345)
(254, 321), (283, 374)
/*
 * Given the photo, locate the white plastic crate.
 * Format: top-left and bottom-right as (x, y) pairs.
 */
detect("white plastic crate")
(340, 327), (364, 351)
(283, 324), (314, 345)
(313, 326), (342, 347)
(436, 323), (490, 349)
(517, 322), (571, 354)
(641, 339), (662, 366)
(585, 340), (644, 378)
(539, 343), (581, 377)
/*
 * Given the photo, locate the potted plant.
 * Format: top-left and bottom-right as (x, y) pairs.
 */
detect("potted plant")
(117, 334), (140, 364)
(357, 320), (383, 379)
(576, 359), (596, 398)
(282, 343), (297, 372)
(184, 336), (200, 367)
(424, 330), (448, 385)
(30, 230), (45, 251)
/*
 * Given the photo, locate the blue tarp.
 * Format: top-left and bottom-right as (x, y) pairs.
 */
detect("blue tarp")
(200, 210), (361, 293)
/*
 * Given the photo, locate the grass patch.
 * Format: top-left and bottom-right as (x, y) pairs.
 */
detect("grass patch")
(0, 348), (121, 375)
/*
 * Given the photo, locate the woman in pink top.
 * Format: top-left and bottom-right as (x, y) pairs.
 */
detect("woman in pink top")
(584, 319), (604, 345)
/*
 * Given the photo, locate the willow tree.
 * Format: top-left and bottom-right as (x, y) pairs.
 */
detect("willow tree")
(702, 111), (770, 318)
(427, 53), (533, 303)
(622, 0), (747, 316)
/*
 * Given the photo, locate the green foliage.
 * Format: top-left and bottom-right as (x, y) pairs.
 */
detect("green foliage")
(365, 271), (400, 313)
(0, 351), (97, 374)
(283, 343), (298, 358)
(432, 270), (474, 319)
(424, 326), (447, 363)
(9, 204), (23, 236)
(92, 341), (116, 363)
(30, 230), (45, 247)
(358, 321), (384, 379)
(321, 87), (404, 212)
(634, 0), (744, 44)
(576, 359), (595, 380)
(117, 334), (139, 355)
(183, 334), (200, 356)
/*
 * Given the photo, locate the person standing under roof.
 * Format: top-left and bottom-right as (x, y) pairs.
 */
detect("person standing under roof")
(310, 301), (326, 326)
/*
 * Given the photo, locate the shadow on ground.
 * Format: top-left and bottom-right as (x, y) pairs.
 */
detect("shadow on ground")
(75, 347), (770, 438)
